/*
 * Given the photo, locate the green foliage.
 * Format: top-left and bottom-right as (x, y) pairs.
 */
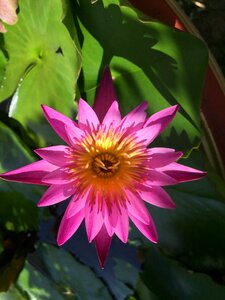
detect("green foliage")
(76, 0), (208, 152)
(0, 0), (81, 143)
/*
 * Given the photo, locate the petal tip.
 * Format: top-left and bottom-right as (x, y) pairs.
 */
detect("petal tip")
(57, 236), (65, 246)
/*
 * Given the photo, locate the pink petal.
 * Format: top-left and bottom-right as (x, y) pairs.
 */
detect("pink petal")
(57, 208), (85, 245)
(78, 98), (100, 130)
(37, 183), (75, 207)
(107, 201), (119, 228)
(102, 101), (121, 127)
(121, 101), (148, 129)
(41, 105), (78, 146)
(125, 190), (151, 225)
(65, 124), (84, 146)
(158, 162), (207, 182)
(138, 186), (176, 209)
(102, 202), (114, 237)
(138, 105), (179, 144)
(0, 21), (6, 33)
(129, 214), (158, 243)
(148, 148), (183, 168)
(93, 66), (117, 122)
(35, 145), (70, 167)
(135, 125), (161, 145)
(42, 168), (72, 184)
(85, 201), (104, 242)
(0, 0), (18, 25)
(0, 160), (57, 185)
(145, 170), (178, 186)
(114, 205), (129, 243)
(94, 224), (112, 268)
(65, 192), (89, 219)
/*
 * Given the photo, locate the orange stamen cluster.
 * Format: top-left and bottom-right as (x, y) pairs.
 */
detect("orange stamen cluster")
(67, 125), (149, 206)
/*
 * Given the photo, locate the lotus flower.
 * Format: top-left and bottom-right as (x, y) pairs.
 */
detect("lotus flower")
(0, 67), (206, 267)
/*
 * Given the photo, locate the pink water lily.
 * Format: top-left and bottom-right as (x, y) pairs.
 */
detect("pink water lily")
(0, 67), (206, 267)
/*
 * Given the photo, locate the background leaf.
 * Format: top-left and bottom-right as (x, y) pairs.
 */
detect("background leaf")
(21, 243), (114, 300)
(75, 0), (208, 152)
(0, 0), (81, 143)
(141, 247), (225, 300)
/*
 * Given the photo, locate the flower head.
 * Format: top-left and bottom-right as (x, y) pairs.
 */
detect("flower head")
(0, 67), (206, 267)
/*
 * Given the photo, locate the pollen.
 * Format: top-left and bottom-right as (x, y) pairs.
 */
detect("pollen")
(92, 153), (120, 177)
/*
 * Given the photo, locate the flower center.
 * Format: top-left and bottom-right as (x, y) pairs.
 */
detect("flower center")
(92, 153), (120, 177)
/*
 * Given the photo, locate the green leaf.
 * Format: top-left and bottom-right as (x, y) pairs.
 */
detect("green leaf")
(24, 244), (113, 300)
(141, 247), (225, 300)
(130, 150), (225, 277)
(0, 121), (41, 231)
(0, 192), (38, 231)
(18, 262), (65, 300)
(114, 258), (139, 288)
(0, 49), (7, 83)
(0, 286), (27, 300)
(0, 0), (81, 142)
(75, 0), (208, 151)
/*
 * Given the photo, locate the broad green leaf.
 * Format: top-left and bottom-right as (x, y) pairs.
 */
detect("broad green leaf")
(0, 49), (6, 83)
(0, 286), (27, 300)
(0, 0), (81, 142)
(130, 150), (225, 275)
(0, 192), (38, 231)
(141, 247), (225, 300)
(0, 121), (41, 231)
(75, 0), (208, 151)
(17, 262), (65, 300)
(26, 244), (113, 300)
(114, 258), (139, 288)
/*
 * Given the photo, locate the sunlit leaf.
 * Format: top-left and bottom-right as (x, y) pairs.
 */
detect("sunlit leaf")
(75, 0), (208, 152)
(21, 244), (114, 300)
(0, 0), (81, 142)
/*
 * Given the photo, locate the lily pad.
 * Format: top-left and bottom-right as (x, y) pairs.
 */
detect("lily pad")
(0, 0), (81, 142)
(25, 243), (114, 300)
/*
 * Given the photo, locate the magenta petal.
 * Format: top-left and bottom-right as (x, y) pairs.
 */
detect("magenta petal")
(138, 186), (176, 209)
(41, 105), (77, 146)
(35, 146), (70, 167)
(114, 206), (129, 243)
(85, 202), (104, 242)
(94, 224), (112, 268)
(145, 170), (178, 186)
(121, 101), (148, 129)
(102, 203), (114, 236)
(139, 105), (179, 144)
(125, 190), (150, 225)
(65, 124), (84, 146)
(102, 101), (121, 127)
(57, 209), (85, 245)
(129, 214), (158, 243)
(136, 123), (170, 145)
(42, 168), (72, 184)
(107, 202), (119, 228)
(148, 148), (183, 168)
(158, 162), (207, 182)
(38, 183), (75, 207)
(93, 66), (117, 122)
(65, 192), (89, 219)
(78, 98), (100, 130)
(0, 160), (57, 185)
